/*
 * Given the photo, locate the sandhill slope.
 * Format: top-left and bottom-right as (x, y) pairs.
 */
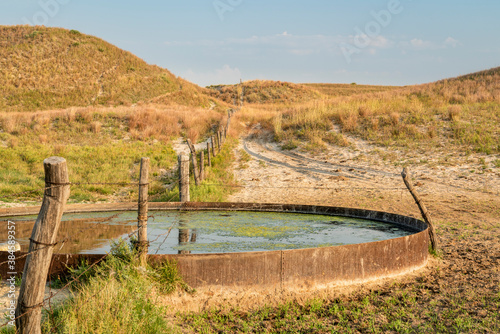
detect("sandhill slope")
(412, 67), (500, 104)
(0, 25), (226, 112)
(303, 83), (398, 97)
(208, 80), (324, 105)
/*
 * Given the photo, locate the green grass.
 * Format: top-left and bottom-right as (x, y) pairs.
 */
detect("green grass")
(1, 239), (188, 334)
(0, 141), (177, 203)
(162, 138), (238, 203)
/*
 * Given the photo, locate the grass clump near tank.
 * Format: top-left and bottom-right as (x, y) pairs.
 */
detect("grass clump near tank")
(30, 238), (190, 333)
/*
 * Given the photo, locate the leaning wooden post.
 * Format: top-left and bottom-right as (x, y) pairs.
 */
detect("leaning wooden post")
(402, 167), (438, 252)
(186, 139), (200, 186)
(16, 157), (70, 334)
(137, 157), (149, 267)
(217, 132), (221, 152)
(207, 142), (212, 167)
(178, 154), (190, 202)
(199, 151), (205, 182)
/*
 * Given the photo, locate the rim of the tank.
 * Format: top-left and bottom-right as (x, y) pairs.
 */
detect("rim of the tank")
(0, 202), (429, 255)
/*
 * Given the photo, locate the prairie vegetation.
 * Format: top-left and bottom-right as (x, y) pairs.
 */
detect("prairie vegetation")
(303, 83), (397, 97)
(0, 25), (232, 204)
(35, 240), (187, 333)
(0, 104), (226, 203)
(237, 67), (500, 156)
(208, 80), (323, 105)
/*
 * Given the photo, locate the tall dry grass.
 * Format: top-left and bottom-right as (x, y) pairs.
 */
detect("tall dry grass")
(0, 104), (224, 144)
(236, 67), (500, 154)
(208, 80), (324, 105)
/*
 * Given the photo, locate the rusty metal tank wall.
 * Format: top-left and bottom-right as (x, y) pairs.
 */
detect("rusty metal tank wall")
(0, 202), (429, 291)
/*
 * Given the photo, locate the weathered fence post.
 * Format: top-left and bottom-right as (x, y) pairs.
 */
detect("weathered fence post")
(217, 132), (221, 152)
(226, 110), (231, 135)
(199, 151), (204, 182)
(207, 142), (212, 167)
(211, 136), (216, 157)
(137, 157), (149, 267)
(186, 139), (200, 186)
(16, 157), (71, 334)
(402, 167), (438, 252)
(178, 153), (190, 202)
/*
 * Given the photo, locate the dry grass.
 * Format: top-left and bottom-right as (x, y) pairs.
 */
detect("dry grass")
(0, 104), (225, 202)
(448, 105), (462, 121)
(237, 67), (500, 155)
(208, 80), (324, 105)
(303, 83), (397, 97)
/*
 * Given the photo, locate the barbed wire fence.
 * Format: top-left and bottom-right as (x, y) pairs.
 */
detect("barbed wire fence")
(0, 112), (237, 332)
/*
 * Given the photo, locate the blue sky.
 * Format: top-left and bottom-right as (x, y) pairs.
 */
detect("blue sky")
(2, 0), (500, 87)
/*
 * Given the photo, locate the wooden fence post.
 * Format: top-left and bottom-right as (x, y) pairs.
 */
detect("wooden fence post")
(178, 154), (190, 202)
(226, 110), (231, 135)
(186, 139), (200, 186)
(199, 151), (204, 182)
(211, 136), (216, 157)
(207, 142), (212, 167)
(402, 167), (438, 252)
(137, 157), (149, 267)
(16, 157), (71, 334)
(217, 132), (221, 152)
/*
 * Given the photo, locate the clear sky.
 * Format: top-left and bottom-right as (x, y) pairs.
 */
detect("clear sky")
(2, 0), (500, 87)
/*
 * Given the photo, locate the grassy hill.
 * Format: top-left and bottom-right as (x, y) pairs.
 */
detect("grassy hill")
(302, 83), (398, 97)
(0, 25), (226, 112)
(411, 67), (500, 104)
(208, 80), (324, 105)
(247, 67), (500, 155)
